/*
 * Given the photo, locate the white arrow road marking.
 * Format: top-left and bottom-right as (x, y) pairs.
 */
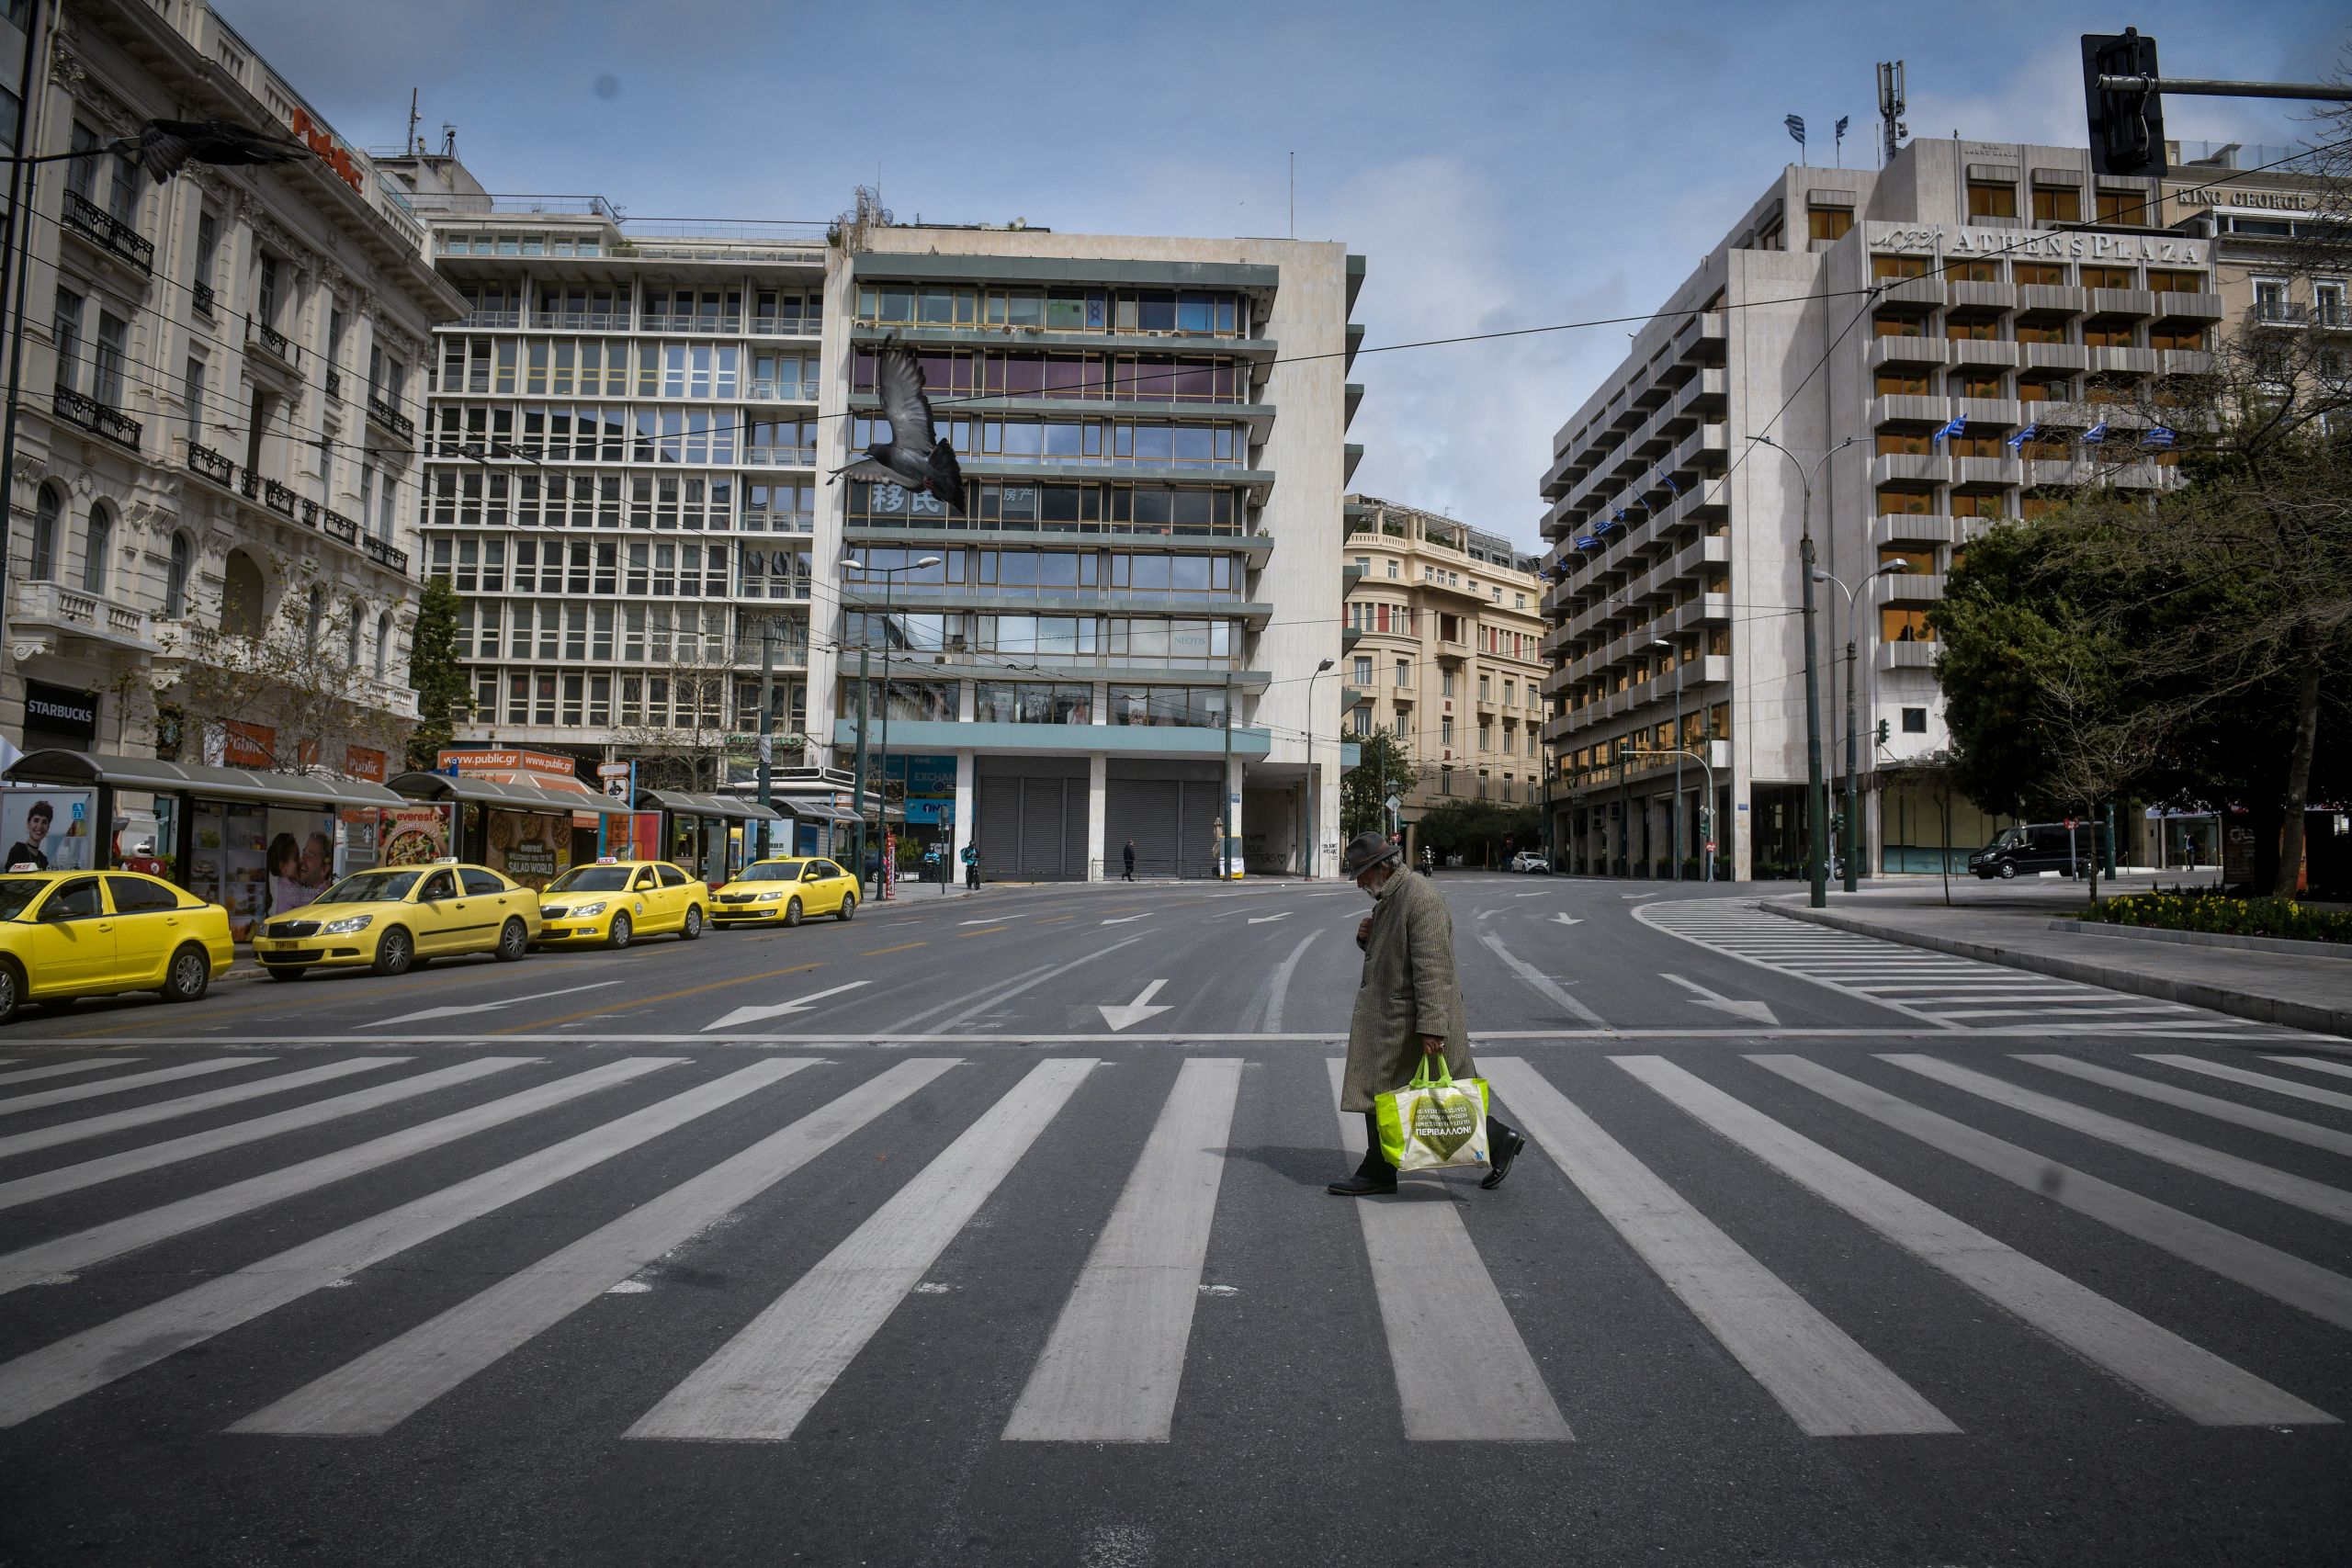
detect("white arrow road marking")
(1552, 913), (1584, 927)
(1478, 935), (1610, 1029)
(1246, 910), (1292, 925)
(1102, 914), (1153, 925)
(1513, 892), (1548, 898)
(703, 981), (872, 1033)
(961, 913), (1030, 926)
(1660, 973), (1781, 1027)
(1623, 892), (1664, 901)
(1099, 979), (1172, 1032)
(367, 982), (623, 1030)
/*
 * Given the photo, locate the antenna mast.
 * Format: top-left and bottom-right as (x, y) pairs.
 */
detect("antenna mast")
(1876, 61), (1907, 167)
(406, 88), (420, 156)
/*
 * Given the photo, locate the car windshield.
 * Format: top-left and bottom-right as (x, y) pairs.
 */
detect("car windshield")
(1988, 828), (2027, 851)
(546, 865), (633, 893)
(319, 870), (424, 904)
(0, 877), (48, 920)
(737, 862), (807, 882)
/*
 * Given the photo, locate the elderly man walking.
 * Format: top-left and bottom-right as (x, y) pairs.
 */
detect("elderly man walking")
(1329, 830), (1526, 1197)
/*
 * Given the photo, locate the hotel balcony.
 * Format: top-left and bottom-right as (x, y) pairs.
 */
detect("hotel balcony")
(1945, 339), (2019, 371)
(1871, 571), (1951, 607)
(1876, 638), (1940, 671)
(1674, 311), (1726, 365)
(2018, 285), (2087, 317)
(2087, 288), (2158, 321)
(8, 578), (154, 654)
(1870, 452), (1950, 487)
(51, 388), (141, 453)
(61, 189), (154, 276)
(1871, 513), (1961, 549)
(2154, 291), (2224, 323)
(1868, 332), (1946, 367)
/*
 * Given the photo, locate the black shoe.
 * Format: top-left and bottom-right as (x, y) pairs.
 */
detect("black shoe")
(1480, 1128), (1527, 1190)
(1327, 1170), (1398, 1197)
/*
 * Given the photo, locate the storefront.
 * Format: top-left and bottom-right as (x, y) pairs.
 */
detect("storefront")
(633, 792), (783, 886)
(387, 772), (630, 891)
(3, 748), (406, 942)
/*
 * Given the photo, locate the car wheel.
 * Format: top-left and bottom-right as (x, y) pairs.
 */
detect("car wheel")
(607, 912), (633, 950)
(0, 958), (20, 1025)
(372, 926), (416, 976)
(1997, 863), (2018, 880)
(161, 944), (211, 1003)
(836, 893), (856, 922)
(783, 897), (803, 929)
(682, 905), (705, 941)
(267, 967), (310, 982)
(495, 918), (528, 962)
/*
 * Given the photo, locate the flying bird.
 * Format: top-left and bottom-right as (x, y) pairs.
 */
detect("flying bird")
(827, 338), (967, 513)
(120, 119), (309, 184)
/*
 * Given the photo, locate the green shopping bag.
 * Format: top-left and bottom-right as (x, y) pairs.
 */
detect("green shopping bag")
(1374, 1055), (1491, 1172)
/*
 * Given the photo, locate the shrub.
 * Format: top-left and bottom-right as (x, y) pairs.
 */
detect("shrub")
(2086, 892), (2352, 944)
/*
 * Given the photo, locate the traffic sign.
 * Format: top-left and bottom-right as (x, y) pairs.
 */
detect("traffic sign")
(1384, 793), (1400, 813)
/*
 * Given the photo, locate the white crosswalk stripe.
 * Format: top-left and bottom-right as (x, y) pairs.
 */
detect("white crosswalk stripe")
(1637, 899), (2280, 1034)
(0, 1046), (2341, 1446)
(0, 1058), (402, 1161)
(0, 1058), (140, 1087)
(0, 1057), (266, 1115)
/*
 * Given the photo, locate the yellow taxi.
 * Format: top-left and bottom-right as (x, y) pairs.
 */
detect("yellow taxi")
(0, 870), (234, 1024)
(251, 862), (540, 980)
(533, 859), (708, 949)
(711, 857), (858, 928)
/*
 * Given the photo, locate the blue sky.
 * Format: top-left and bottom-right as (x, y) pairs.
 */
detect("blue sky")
(227, 0), (2344, 551)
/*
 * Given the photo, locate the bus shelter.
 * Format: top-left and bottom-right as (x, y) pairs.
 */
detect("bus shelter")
(632, 791), (782, 885)
(3, 748), (406, 942)
(387, 771), (630, 891)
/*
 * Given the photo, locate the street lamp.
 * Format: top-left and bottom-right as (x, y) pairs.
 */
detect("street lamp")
(1750, 434), (1860, 908)
(1649, 636), (1687, 880)
(841, 554), (940, 899)
(1305, 657), (1336, 878)
(1811, 556), (1909, 893)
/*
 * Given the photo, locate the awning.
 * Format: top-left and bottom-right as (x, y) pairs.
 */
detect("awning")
(5, 748), (405, 808)
(636, 790), (782, 823)
(773, 797), (863, 826)
(389, 771), (631, 817)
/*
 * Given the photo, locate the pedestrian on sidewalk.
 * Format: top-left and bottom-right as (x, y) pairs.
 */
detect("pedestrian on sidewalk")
(1329, 830), (1525, 1197)
(962, 842), (980, 891)
(1123, 839), (1136, 881)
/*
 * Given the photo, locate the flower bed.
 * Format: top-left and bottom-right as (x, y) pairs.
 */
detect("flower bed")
(2086, 891), (2352, 945)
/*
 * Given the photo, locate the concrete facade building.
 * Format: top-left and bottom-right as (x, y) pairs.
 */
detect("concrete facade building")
(1340, 493), (1546, 836)
(2, 0), (457, 769)
(1537, 137), (2222, 880)
(374, 162), (1366, 879)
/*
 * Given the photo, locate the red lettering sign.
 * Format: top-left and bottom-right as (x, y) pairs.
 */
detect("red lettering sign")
(343, 745), (388, 783)
(288, 107), (365, 195)
(223, 721), (276, 769)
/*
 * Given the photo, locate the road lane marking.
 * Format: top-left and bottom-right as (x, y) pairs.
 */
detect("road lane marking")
(857, 942), (929, 957)
(0, 1059), (680, 1294)
(2020, 1055), (2352, 1156)
(960, 914), (1030, 926)
(368, 982), (623, 1030)
(0, 1058), (398, 1161)
(1617, 1055), (2333, 1427)
(0, 1057), (262, 1116)
(0, 1058), (536, 1213)
(1478, 935), (1609, 1030)
(1327, 1058), (1571, 1442)
(1004, 1057), (1242, 1442)
(956, 926), (1010, 937)
(1659, 974), (1780, 1027)
(492, 962), (824, 1034)
(704, 981), (873, 1033)
(1099, 979), (1172, 1032)
(1883, 1055), (2352, 1224)
(1035, 915), (1076, 924)
(1753, 1054), (2352, 1334)
(629, 1057), (1097, 1441)
(0, 1059), (139, 1086)
(1480, 1058), (1951, 1437)
(1102, 914), (1152, 925)
(234, 1059), (957, 1436)
(1248, 928), (1326, 1034)
(911, 942), (1143, 1035)
(2139, 1060), (2352, 1113)
(1245, 910), (1291, 925)
(0, 1060), (796, 1430)
(2267, 1055), (2352, 1082)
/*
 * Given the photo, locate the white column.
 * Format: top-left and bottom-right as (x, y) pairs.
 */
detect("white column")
(953, 750), (974, 864)
(1086, 751), (1106, 882)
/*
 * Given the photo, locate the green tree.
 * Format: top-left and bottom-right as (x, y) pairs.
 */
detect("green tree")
(404, 575), (470, 773)
(1416, 799), (1543, 868)
(1341, 730), (1417, 839)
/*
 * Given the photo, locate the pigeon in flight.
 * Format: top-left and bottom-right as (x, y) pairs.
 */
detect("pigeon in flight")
(120, 119), (309, 184)
(827, 338), (967, 513)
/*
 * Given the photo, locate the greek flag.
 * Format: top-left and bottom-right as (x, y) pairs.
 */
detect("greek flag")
(2005, 421), (2039, 452)
(2142, 424), (2176, 449)
(1575, 535), (1601, 551)
(2082, 420), (2109, 445)
(1932, 415), (1966, 444)
(1661, 472), (1680, 495)
(1597, 514), (1622, 535)
(1784, 114), (1805, 150)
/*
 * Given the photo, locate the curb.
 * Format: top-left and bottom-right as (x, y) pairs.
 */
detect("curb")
(2048, 919), (2352, 962)
(1762, 902), (2352, 1042)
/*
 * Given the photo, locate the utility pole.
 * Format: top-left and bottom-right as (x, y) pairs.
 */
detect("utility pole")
(1652, 637), (1684, 879)
(1755, 435), (1860, 908)
(755, 623), (776, 862)
(1219, 670), (1235, 880)
(1814, 558), (1909, 892)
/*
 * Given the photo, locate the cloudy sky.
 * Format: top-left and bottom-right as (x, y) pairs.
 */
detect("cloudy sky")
(226, 0), (2341, 551)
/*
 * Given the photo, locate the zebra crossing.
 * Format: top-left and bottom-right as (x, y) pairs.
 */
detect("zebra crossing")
(1636, 897), (2285, 1034)
(0, 1045), (2347, 1445)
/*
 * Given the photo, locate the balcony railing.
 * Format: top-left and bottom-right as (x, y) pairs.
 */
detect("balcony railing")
(262, 478), (298, 517)
(745, 446), (818, 466)
(186, 442), (235, 487)
(246, 315), (299, 368)
(324, 368), (342, 400)
(9, 576), (153, 649)
(461, 309), (522, 328)
(2251, 300), (2310, 325)
(363, 534), (411, 574)
(536, 310), (631, 331)
(51, 386), (141, 450)
(748, 379), (819, 400)
(62, 189), (153, 273)
(188, 443), (407, 574)
(191, 280), (216, 319)
(366, 393), (415, 443)
(322, 509), (358, 545)
(751, 316), (822, 336)
(641, 313), (743, 333)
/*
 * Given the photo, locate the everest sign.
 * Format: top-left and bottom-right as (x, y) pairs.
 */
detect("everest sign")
(288, 107), (363, 193)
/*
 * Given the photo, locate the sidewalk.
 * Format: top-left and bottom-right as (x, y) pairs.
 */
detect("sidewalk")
(1761, 873), (2352, 1041)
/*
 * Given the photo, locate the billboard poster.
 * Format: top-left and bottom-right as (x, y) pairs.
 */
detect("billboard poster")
(486, 808), (569, 889)
(262, 807), (340, 920)
(376, 806), (453, 868)
(1, 788), (96, 872)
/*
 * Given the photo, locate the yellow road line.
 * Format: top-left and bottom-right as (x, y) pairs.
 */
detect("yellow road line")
(857, 942), (928, 957)
(956, 926), (1010, 938)
(492, 960), (825, 1034)
(1035, 915), (1076, 924)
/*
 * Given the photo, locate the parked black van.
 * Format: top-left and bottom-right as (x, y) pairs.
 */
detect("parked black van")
(1969, 822), (2095, 879)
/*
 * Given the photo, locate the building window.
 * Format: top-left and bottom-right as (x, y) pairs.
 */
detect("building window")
(1351, 706), (1371, 738)
(62, 122), (97, 206)
(2015, 263), (2066, 288)
(1807, 206), (1853, 242)
(164, 531), (189, 617)
(1441, 670), (1456, 698)
(1901, 706), (1928, 734)
(193, 209), (219, 300)
(28, 483), (59, 580)
(1441, 716), (1454, 747)
(1385, 558), (1397, 578)
(2316, 281), (2346, 329)
(81, 503), (111, 594)
(304, 586), (325, 655)
(184, 356), (205, 446)
(256, 254), (281, 329)
(1966, 182), (2017, 219)
(1395, 660), (1409, 688)
(2094, 188), (2136, 223)
(51, 288), (82, 391)
(2030, 186), (2078, 221)
(1871, 255), (1929, 280)
(1353, 656), (1372, 684)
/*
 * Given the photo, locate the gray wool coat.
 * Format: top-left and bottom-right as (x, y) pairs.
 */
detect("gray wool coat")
(1340, 868), (1476, 1112)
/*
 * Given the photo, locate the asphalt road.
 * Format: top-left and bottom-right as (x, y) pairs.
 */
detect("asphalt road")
(0, 873), (2346, 1566)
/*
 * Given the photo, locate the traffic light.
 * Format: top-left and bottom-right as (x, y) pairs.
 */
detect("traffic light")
(2082, 28), (2166, 177)
(1874, 718), (1890, 745)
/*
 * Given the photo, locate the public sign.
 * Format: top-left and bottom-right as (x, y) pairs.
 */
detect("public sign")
(22, 681), (97, 742)
(1385, 793), (1400, 813)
